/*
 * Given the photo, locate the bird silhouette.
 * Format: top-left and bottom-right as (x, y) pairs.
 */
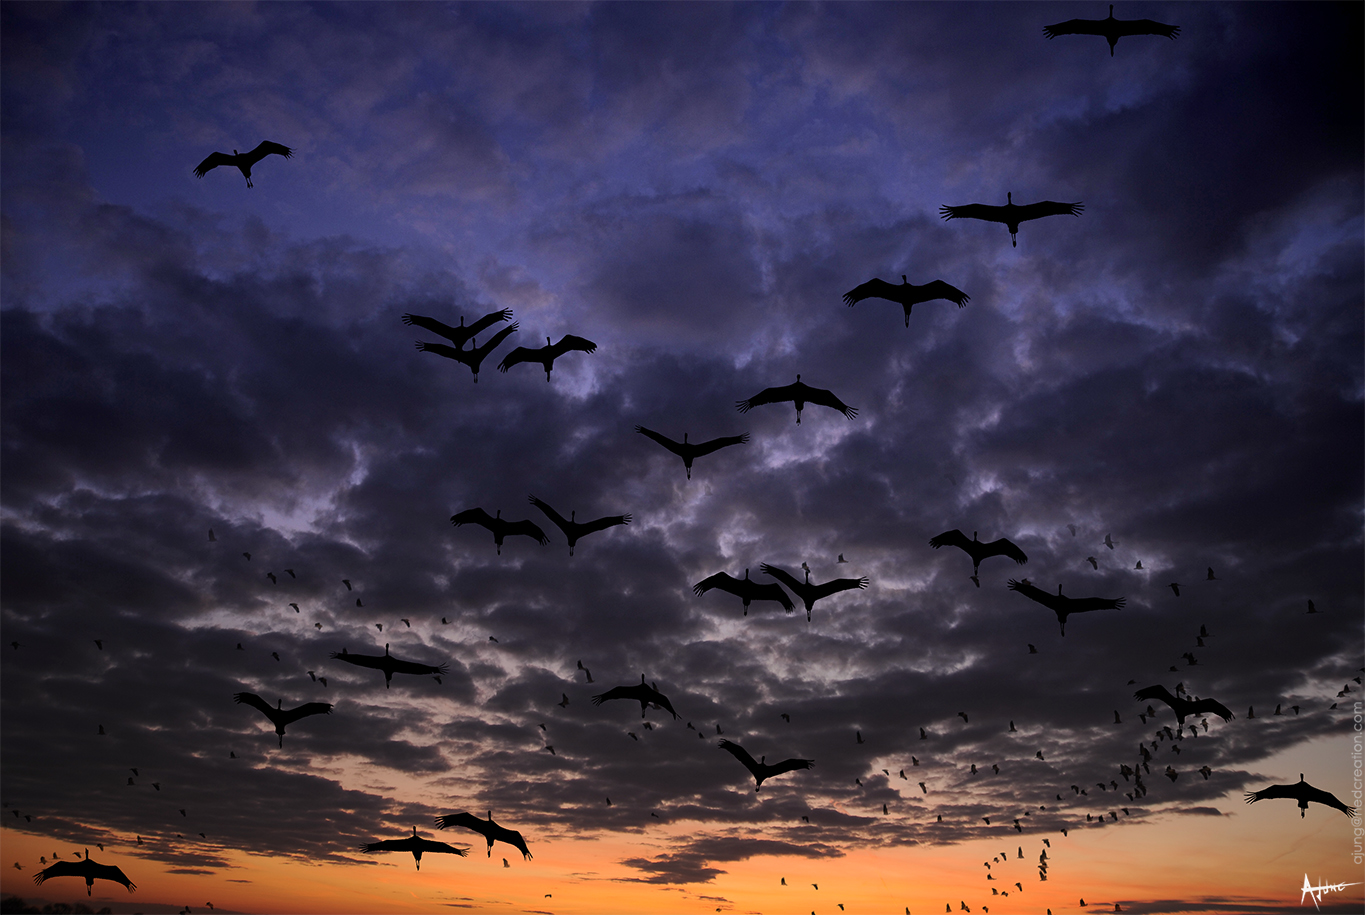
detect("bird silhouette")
(450, 508), (549, 554)
(634, 426), (749, 479)
(403, 309), (513, 350)
(32, 849), (135, 896)
(736, 375), (857, 424)
(498, 334), (597, 381)
(435, 811), (532, 860)
(233, 693), (333, 747)
(1104, 534), (1117, 549)
(759, 563), (868, 621)
(1168, 582), (1181, 596)
(592, 674), (679, 719)
(208, 529), (216, 541)
(718, 739), (813, 791)
(193, 141), (292, 188)
(1133, 685), (1234, 725)
(1043, 4), (1180, 55)
(329, 644), (448, 688)
(1085, 557), (1098, 570)
(1206, 567), (1219, 581)
(528, 495), (630, 556)
(266, 572), (277, 584)
(693, 568), (794, 615)
(1006, 579), (1126, 635)
(416, 322), (520, 382)
(929, 530), (1028, 579)
(940, 192), (1083, 247)
(842, 275), (970, 326)
(359, 827), (468, 870)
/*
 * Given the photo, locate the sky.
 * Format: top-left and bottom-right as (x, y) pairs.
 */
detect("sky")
(1, 2), (1362, 914)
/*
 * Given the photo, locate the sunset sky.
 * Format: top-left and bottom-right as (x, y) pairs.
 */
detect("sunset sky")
(2, 3), (1362, 914)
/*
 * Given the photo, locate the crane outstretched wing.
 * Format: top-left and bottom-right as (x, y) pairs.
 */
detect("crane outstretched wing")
(766, 755), (815, 776)
(279, 702), (334, 725)
(718, 739), (763, 777)
(528, 496), (570, 533)
(919, 280), (971, 307)
(1114, 19), (1179, 39)
(578, 513), (632, 535)
(939, 203), (1004, 223)
(233, 692), (276, 718)
(387, 655), (450, 676)
(550, 334), (597, 356)
(694, 571), (743, 596)
(451, 508), (496, 529)
(1006, 578), (1061, 610)
(635, 426), (683, 456)
(416, 341), (463, 360)
(591, 685), (640, 706)
(504, 518), (550, 545)
(1133, 685), (1178, 708)
(758, 563), (803, 593)
(929, 529), (973, 552)
(193, 152), (235, 178)
(1042, 17), (1109, 38)
(810, 576), (868, 599)
(464, 308), (515, 339)
(241, 141), (293, 166)
(736, 383), (798, 413)
(800, 385), (858, 419)
(1065, 594), (1125, 611)
(693, 433), (749, 455)
(435, 812), (487, 834)
(843, 278), (900, 306)
(983, 537), (1028, 564)
(1188, 697), (1235, 722)
(329, 651), (384, 670)
(1013, 200), (1083, 222)
(497, 346), (537, 371)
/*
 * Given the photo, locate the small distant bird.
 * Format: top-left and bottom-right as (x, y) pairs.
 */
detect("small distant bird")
(152, 783), (160, 791)
(1085, 556), (1097, 569)
(940, 192), (1083, 247)
(718, 739), (813, 791)
(592, 674), (678, 719)
(401, 619), (411, 628)
(242, 552), (250, 561)
(920, 728), (928, 739)
(1028, 644), (1038, 654)
(32, 848), (135, 896)
(498, 334), (597, 381)
(736, 375), (857, 424)
(1199, 766), (1212, 780)
(451, 508), (549, 554)
(1036, 751), (1045, 760)
(842, 275), (970, 327)
(1169, 583), (1180, 596)
(442, 617), (450, 624)
(1306, 599), (1319, 613)
(356, 599), (363, 607)
(856, 730), (865, 744)
(289, 603), (299, 613)
(1206, 567), (1219, 580)
(208, 529), (216, 541)
(359, 827), (468, 870)
(558, 693), (569, 708)
(1135, 560), (1143, 569)
(1042, 4), (1180, 56)
(781, 713), (790, 722)
(342, 580), (351, 590)
(919, 782), (927, 793)
(93, 640), (103, 650)
(488, 636), (498, 643)
(1009, 720), (1017, 732)
(545, 745), (555, 755)
(98, 725), (105, 735)
(528, 495), (630, 556)
(193, 141), (293, 188)
(435, 811), (532, 860)
(234, 693), (333, 747)
(635, 426), (749, 479)
(266, 572), (277, 585)
(502, 858), (509, 868)
(1165, 766), (1178, 782)
(1245, 774), (1356, 817)
(284, 569), (294, 578)
(271, 652), (280, 662)
(605, 797), (611, 806)
(1104, 534), (1117, 549)
(837, 554), (847, 562)
(958, 711), (969, 723)
(236, 643), (243, 650)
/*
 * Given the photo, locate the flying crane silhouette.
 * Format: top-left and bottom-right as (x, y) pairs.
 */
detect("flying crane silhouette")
(1043, 5), (1180, 56)
(498, 334), (597, 381)
(193, 141), (292, 188)
(232, 692), (333, 747)
(929, 530), (1028, 582)
(329, 644), (448, 688)
(403, 308), (513, 350)
(450, 508), (549, 554)
(759, 563), (868, 621)
(32, 849), (135, 896)
(693, 568), (795, 615)
(843, 275), (970, 326)
(591, 674), (679, 719)
(359, 827), (469, 870)
(1133, 685), (1234, 725)
(1006, 579), (1126, 635)
(434, 811), (532, 860)
(528, 495), (630, 556)
(718, 739), (814, 791)
(940, 193), (1084, 247)
(737, 375), (857, 424)
(1244, 774), (1356, 818)
(416, 322), (520, 382)
(635, 426), (749, 479)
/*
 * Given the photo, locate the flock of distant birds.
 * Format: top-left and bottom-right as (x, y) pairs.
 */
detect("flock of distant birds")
(15, 7), (1360, 913)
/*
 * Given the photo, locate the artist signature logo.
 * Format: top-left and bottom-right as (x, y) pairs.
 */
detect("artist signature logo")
(1301, 874), (1363, 910)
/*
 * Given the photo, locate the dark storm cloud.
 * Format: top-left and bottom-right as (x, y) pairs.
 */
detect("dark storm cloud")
(2, 1), (1361, 904)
